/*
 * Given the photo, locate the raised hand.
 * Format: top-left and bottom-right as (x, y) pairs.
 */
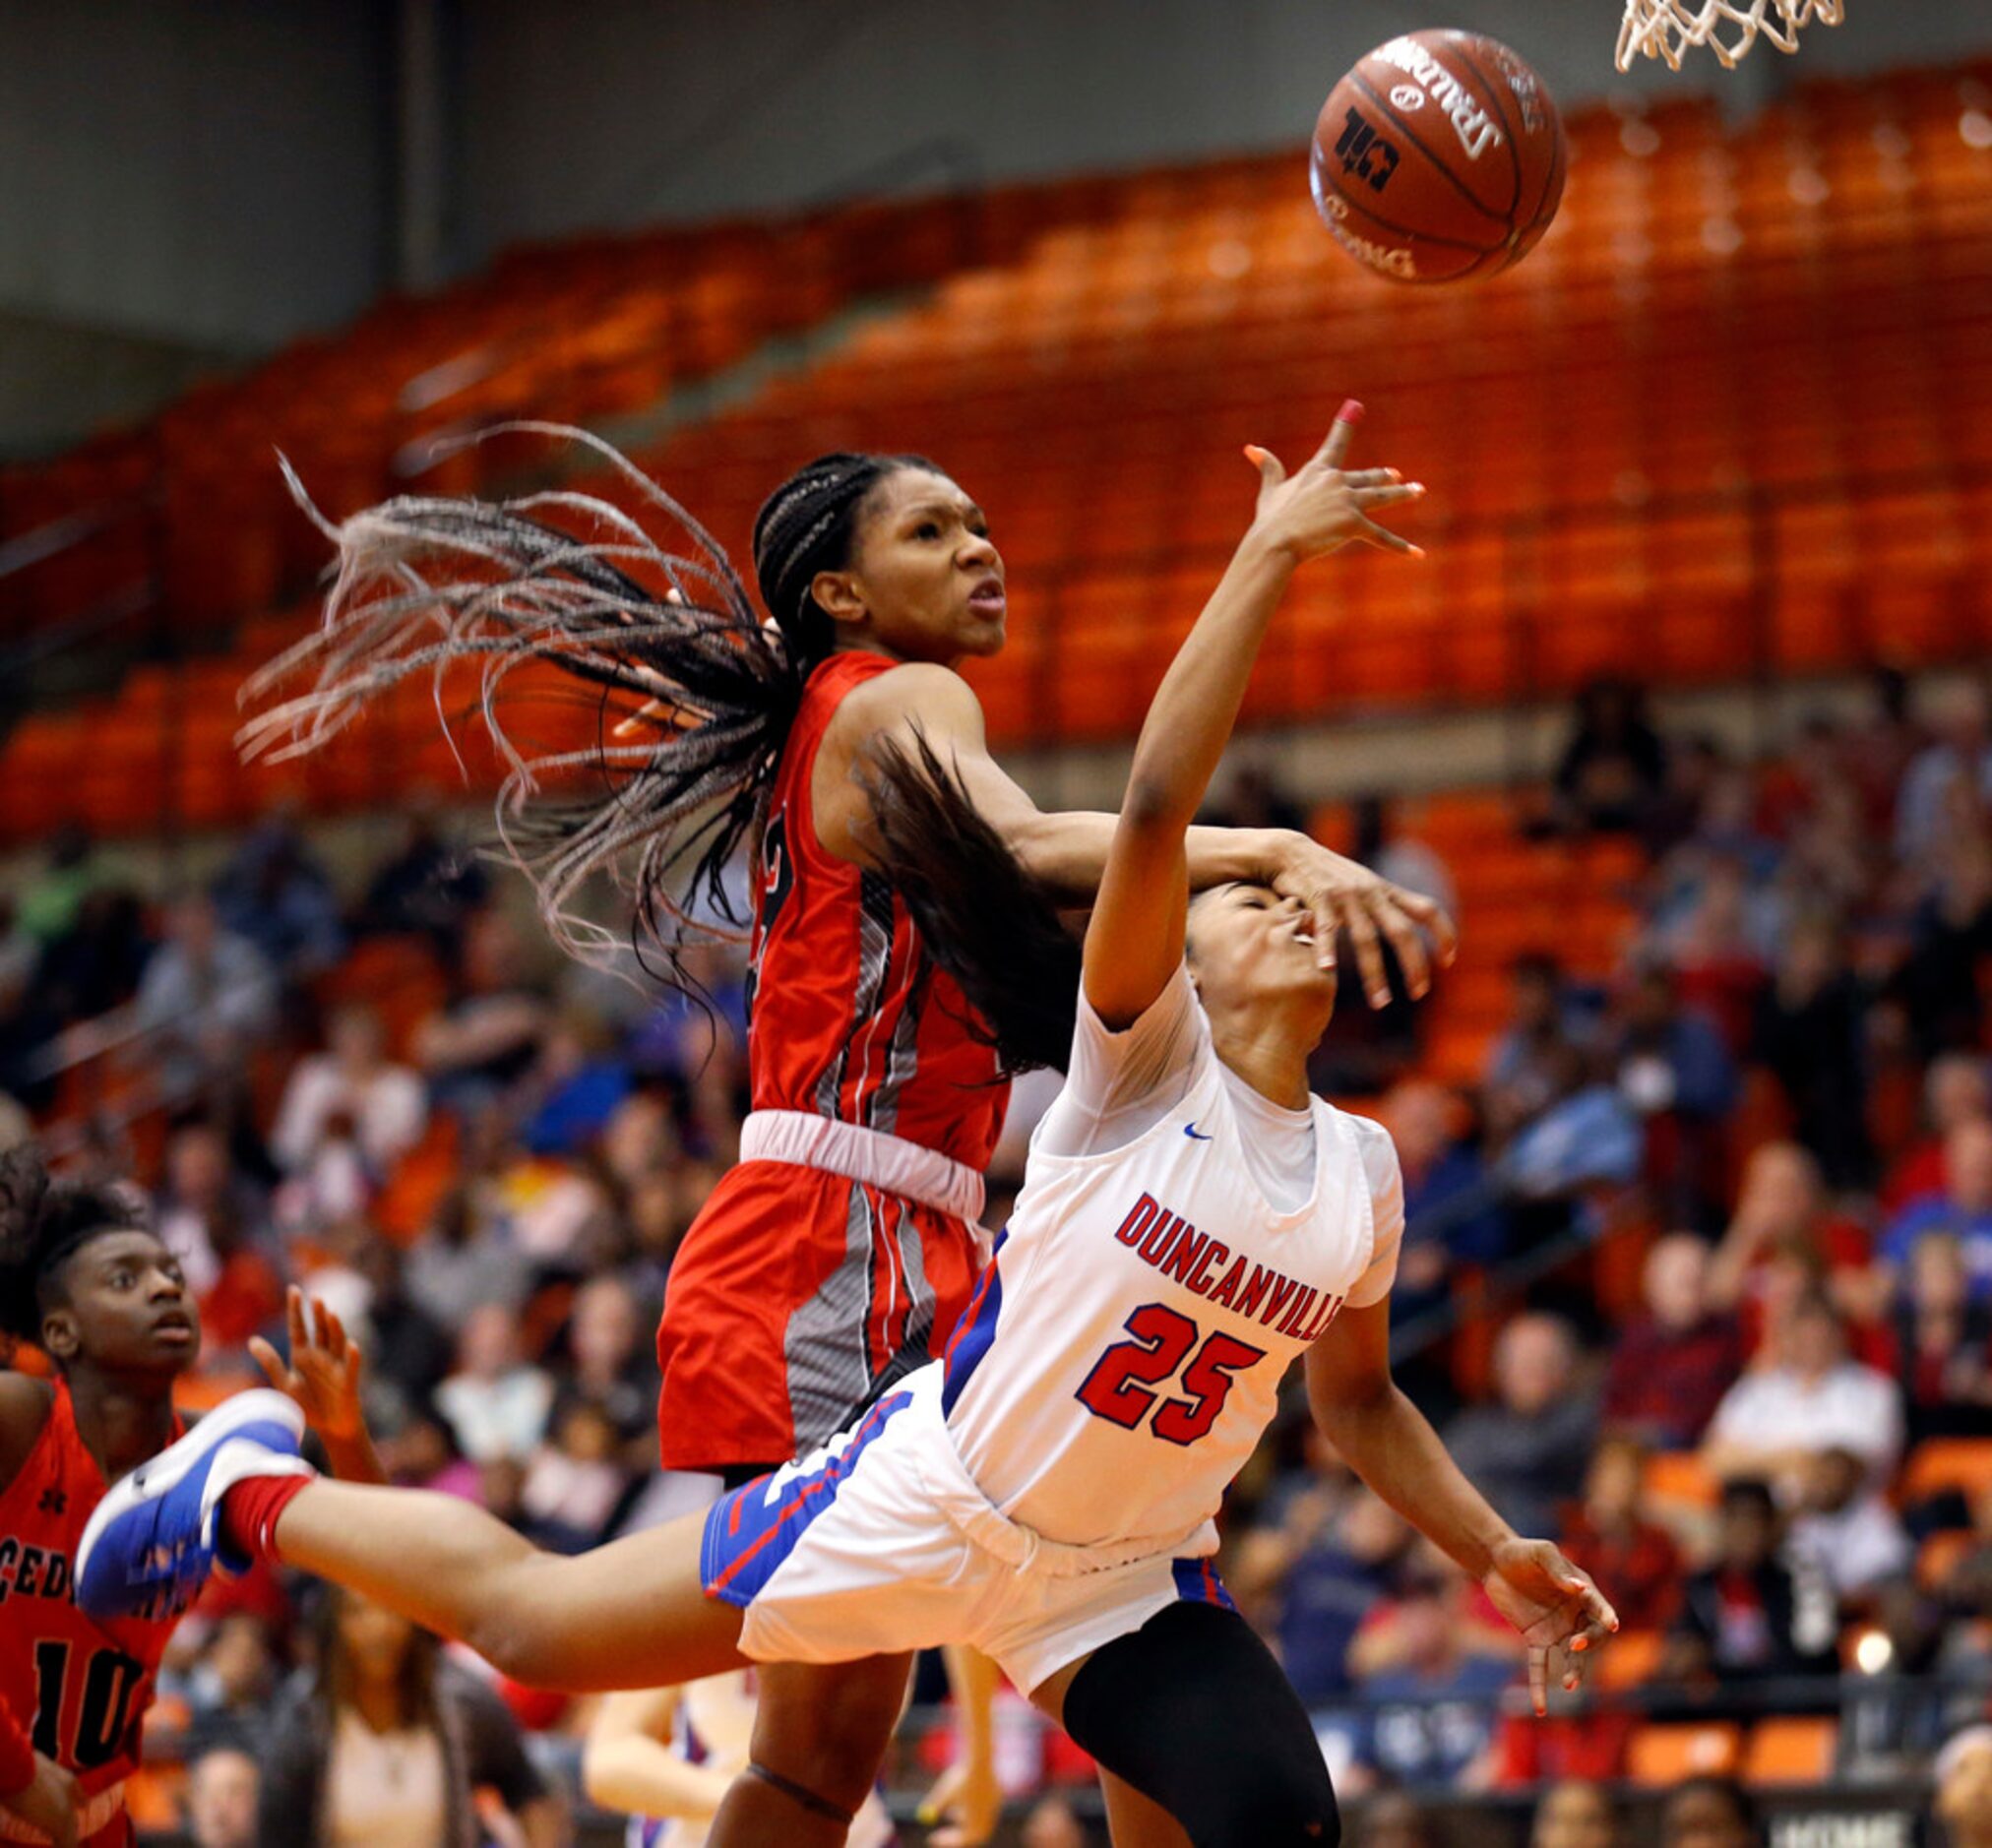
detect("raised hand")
(251, 1287), (365, 1445)
(1480, 1538), (1619, 1716)
(1245, 400), (1427, 565)
(1270, 834), (1459, 1004)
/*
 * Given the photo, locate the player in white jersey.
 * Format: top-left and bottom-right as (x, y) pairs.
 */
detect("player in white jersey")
(79, 400), (1617, 1848)
(585, 1672), (895, 1848)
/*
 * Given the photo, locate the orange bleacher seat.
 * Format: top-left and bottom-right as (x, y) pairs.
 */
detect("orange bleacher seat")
(1743, 1717), (1837, 1786)
(1917, 1529), (1978, 1591)
(1900, 1439), (1992, 1509)
(1627, 1722), (1743, 1787)
(1645, 1451), (1721, 1512)
(1594, 1629), (1665, 1693)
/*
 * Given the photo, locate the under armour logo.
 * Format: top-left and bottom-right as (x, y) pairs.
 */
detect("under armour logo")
(36, 1489), (65, 1516)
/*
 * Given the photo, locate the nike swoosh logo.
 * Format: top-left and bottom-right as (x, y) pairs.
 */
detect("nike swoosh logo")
(1184, 1123), (1213, 1141)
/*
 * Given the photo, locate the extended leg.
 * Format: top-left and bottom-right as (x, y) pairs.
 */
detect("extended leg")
(271, 1478), (745, 1691)
(1034, 1603), (1338, 1848)
(1101, 1771), (1196, 1848)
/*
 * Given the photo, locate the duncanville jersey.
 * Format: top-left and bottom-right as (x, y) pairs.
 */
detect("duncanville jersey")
(0, 1386), (184, 1845)
(623, 1670), (893, 1848)
(940, 967), (1402, 1552)
(744, 652), (1007, 1171)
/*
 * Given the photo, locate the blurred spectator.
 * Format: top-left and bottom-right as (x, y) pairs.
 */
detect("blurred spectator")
(182, 1743), (259, 1848)
(626, 941), (750, 1085)
(1786, 1445), (1911, 1601)
(1020, 1793), (1093, 1848)
(1608, 965), (1738, 1221)
(1703, 1292), (1903, 1499)
(1377, 1082), (1506, 1325)
(1601, 1234), (1742, 1450)
(1444, 1315), (1594, 1541)
(1484, 955), (1599, 1132)
(1938, 1727), (1992, 1848)
(519, 1397), (635, 1553)
(1882, 1118), (1992, 1298)
(154, 1122), (283, 1357)
(1490, 1044), (1644, 1208)
(1751, 914), (1873, 1188)
(1899, 772), (1992, 1059)
(357, 796), (490, 957)
(520, 1009), (632, 1155)
(1708, 1143), (1875, 1356)
(271, 1003), (427, 1183)
(346, 1237), (454, 1419)
(132, 893), (277, 1098)
(1557, 1438), (1682, 1633)
(557, 1274), (659, 1449)
(1354, 794), (1459, 925)
(260, 1587), (567, 1846)
(1531, 1781), (1621, 1848)
(16, 825), (100, 948)
(179, 1611), (280, 1754)
(405, 1116), (535, 1329)
(1663, 1479), (1838, 1685)
(1352, 1791), (1437, 1848)
(1349, 1560), (1513, 1789)
(1551, 677), (1668, 835)
(213, 811), (344, 977)
(411, 907), (551, 1112)
(1890, 1233), (1992, 1443)
(1658, 1776), (1760, 1848)
(1883, 1052), (1991, 1213)
(1233, 1459), (1410, 1705)
(1208, 759), (1308, 834)
(1659, 856), (1773, 1055)
(435, 1301), (554, 1464)
(1895, 680), (1992, 865)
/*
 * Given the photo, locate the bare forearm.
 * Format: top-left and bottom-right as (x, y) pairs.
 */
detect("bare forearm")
(319, 1429), (388, 1486)
(1124, 533), (1296, 828)
(1314, 1386), (1514, 1575)
(584, 1738), (729, 1822)
(1008, 809), (1292, 900)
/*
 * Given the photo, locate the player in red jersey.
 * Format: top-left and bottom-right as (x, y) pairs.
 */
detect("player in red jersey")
(241, 420), (1451, 1845)
(0, 1146), (378, 1847)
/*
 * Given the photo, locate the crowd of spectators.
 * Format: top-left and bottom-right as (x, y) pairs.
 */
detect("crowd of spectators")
(0, 667), (1987, 1841)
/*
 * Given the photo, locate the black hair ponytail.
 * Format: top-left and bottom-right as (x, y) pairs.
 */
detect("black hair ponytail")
(860, 731), (1083, 1076)
(0, 1145), (146, 1346)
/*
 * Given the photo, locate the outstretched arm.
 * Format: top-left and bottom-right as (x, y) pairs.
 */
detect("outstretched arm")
(583, 1689), (734, 1824)
(1304, 1300), (1617, 1714)
(816, 430), (1453, 1006)
(1082, 403), (1424, 1025)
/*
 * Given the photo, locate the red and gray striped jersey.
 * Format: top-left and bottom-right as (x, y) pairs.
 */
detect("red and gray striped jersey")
(744, 652), (1008, 1173)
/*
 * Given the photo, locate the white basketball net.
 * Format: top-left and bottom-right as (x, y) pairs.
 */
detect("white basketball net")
(1617, 0), (1844, 71)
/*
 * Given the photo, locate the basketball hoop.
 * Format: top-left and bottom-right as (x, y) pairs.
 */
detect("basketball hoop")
(1617, 0), (1844, 72)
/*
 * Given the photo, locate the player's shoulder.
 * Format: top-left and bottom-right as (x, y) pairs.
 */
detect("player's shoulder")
(0, 1373), (58, 1492)
(1324, 1106), (1403, 1200)
(829, 658), (980, 732)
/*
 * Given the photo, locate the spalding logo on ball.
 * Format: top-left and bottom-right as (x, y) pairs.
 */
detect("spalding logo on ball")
(1311, 30), (1567, 284)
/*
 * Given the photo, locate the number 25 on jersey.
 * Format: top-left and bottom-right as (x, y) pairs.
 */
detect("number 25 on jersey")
(1075, 1306), (1266, 1448)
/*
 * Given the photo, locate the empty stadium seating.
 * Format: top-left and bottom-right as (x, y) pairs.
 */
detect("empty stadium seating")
(1, 57), (1989, 846)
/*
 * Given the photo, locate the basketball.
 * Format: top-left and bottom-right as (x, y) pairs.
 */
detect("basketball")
(1310, 30), (1567, 284)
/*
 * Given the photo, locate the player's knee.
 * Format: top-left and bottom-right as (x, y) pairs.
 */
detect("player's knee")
(1211, 1762), (1339, 1848)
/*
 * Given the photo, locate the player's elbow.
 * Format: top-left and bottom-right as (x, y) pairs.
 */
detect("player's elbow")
(1120, 771), (1192, 840)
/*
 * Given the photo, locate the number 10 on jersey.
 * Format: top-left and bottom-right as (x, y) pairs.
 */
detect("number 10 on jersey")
(1075, 1305), (1266, 1447)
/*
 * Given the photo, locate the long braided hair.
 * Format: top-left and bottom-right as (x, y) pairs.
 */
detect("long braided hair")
(240, 428), (936, 995)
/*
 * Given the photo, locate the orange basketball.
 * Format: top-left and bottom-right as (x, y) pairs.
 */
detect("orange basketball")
(1310, 30), (1567, 284)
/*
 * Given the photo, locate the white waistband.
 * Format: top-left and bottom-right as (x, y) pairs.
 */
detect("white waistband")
(0, 1781), (123, 1844)
(739, 1110), (985, 1223)
(904, 1380), (1213, 1580)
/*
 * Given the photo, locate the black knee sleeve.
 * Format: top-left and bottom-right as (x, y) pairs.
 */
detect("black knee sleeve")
(1062, 1601), (1340, 1848)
